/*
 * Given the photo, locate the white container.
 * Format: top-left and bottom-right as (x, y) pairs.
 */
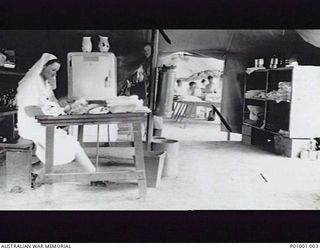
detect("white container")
(309, 151), (318, 160)
(270, 58), (274, 68)
(82, 36), (92, 52)
(300, 150), (309, 159)
(152, 138), (179, 177)
(274, 58), (279, 68)
(98, 36), (110, 53)
(258, 58), (264, 67)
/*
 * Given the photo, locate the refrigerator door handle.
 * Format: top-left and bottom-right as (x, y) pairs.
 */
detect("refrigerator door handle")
(104, 69), (111, 87)
(104, 76), (109, 87)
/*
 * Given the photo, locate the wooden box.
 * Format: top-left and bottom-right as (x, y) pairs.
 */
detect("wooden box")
(242, 125), (252, 136)
(242, 135), (252, 145)
(274, 135), (310, 158)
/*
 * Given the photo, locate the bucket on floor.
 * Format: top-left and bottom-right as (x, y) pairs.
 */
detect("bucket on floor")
(143, 137), (166, 151)
(152, 138), (179, 177)
(152, 136), (166, 141)
(134, 150), (166, 188)
(144, 151), (166, 188)
(3, 150), (32, 192)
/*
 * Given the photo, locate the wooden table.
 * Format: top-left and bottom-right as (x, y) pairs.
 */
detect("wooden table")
(36, 112), (147, 198)
(171, 100), (221, 123)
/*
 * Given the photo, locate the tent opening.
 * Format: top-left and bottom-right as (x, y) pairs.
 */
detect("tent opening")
(157, 51), (240, 142)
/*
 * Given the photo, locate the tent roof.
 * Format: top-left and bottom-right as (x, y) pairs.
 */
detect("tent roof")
(158, 29), (298, 56)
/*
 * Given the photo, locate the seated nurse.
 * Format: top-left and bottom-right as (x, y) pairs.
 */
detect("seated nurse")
(16, 53), (96, 177)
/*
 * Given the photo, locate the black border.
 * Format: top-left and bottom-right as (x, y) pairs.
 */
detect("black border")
(1, 0), (320, 29)
(1, 0), (320, 243)
(1, 211), (320, 242)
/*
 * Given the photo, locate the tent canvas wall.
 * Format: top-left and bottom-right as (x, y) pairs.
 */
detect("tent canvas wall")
(1, 29), (320, 134)
(0, 30), (151, 97)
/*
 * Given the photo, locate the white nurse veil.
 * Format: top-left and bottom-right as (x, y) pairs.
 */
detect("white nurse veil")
(19, 53), (57, 84)
(16, 53), (58, 105)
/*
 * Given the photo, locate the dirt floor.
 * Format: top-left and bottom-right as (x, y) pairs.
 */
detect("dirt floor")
(1, 117), (320, 210)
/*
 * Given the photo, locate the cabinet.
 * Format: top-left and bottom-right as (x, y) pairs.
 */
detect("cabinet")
(0, 69), (25, 143)
(242, 66), (320, 157)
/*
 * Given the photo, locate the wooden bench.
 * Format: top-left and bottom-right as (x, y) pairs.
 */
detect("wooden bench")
(0, 138), (33, 190)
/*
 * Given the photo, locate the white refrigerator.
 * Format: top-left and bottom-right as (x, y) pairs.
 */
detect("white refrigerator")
(67, 52), (118, 142)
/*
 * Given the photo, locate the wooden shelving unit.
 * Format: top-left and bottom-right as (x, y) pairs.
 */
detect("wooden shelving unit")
(245, 97), (290, 103)
(0, 69), (24, 142)
(0, 69), (25, 77)
(242, 66), (320, 157)
(0, 110), (17, 117)
(242, 122), (283, 136)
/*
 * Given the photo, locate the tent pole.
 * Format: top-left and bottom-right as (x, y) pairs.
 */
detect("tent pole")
(146, 29), (160, 149)
(226, 31), (236, 53)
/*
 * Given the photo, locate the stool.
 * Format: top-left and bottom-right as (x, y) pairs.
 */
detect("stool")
(0, 138), (33, 191)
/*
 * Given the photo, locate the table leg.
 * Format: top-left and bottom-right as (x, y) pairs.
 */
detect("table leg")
(132, 122), (147, 199)
(45, 126), (55, 174)
(95, 124), (100, 170)
(27, 147), (33, 181)
(78, 125), (84, 147)
(107, 124), (110, 145)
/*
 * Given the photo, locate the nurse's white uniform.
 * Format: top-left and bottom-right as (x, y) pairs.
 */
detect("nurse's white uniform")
(16, 53), (83, 166)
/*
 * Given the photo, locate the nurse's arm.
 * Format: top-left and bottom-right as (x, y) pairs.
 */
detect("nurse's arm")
(24, 106), (45, 117)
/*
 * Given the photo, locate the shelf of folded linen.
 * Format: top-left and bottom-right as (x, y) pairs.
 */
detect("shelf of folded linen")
(244, 120), (285, 136)
(266, 82), (292, 103)
(245, 90), (266, 99)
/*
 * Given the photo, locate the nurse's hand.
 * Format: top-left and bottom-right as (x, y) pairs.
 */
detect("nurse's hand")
(63, 104), (72, 114)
